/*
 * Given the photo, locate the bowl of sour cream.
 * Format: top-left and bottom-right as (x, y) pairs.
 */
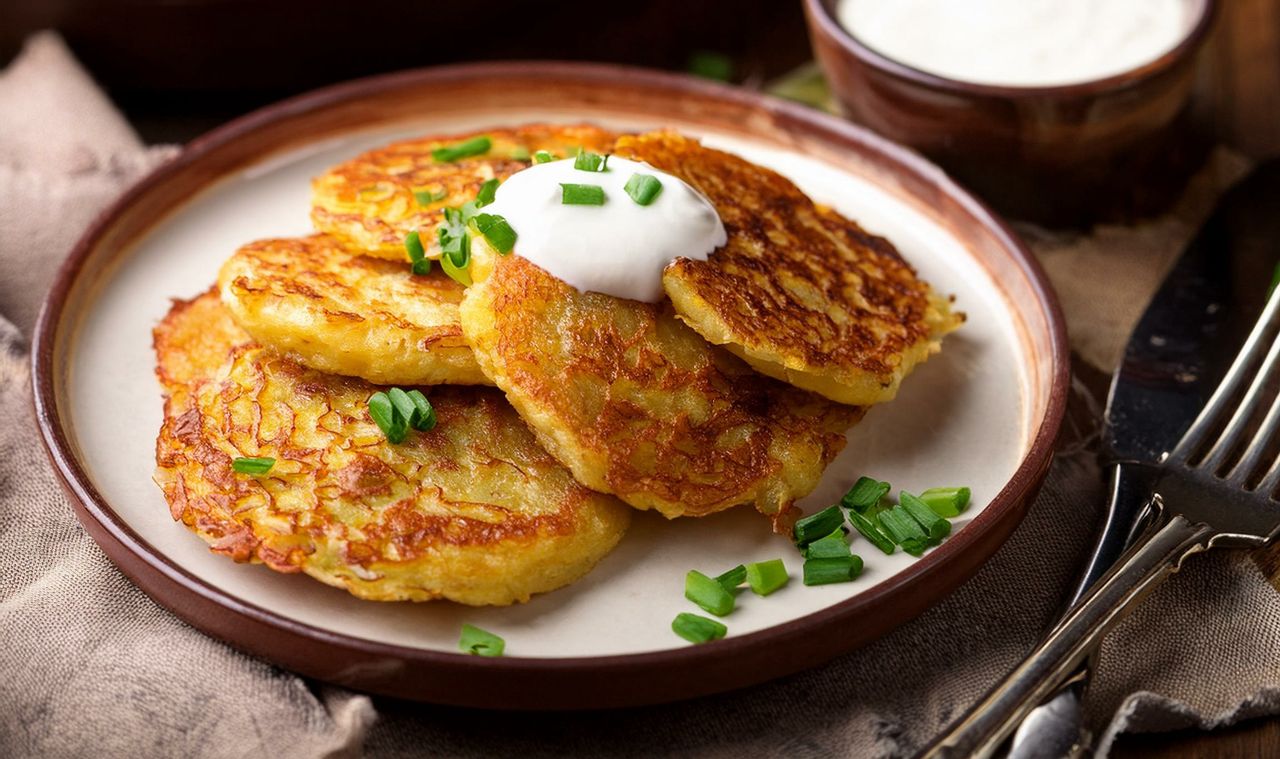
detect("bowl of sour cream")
(804, 0), (1217, 226)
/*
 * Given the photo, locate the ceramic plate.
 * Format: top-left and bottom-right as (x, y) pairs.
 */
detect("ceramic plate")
(33, 63), (1068, 708)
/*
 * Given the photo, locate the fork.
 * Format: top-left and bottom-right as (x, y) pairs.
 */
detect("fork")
(920, 285), (1280, 758)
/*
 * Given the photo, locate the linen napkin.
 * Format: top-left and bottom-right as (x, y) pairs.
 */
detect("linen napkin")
(2, 33), (1278, 758)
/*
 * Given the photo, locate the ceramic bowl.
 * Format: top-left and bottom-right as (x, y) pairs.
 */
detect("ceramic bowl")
(805, 0), (1218, 226)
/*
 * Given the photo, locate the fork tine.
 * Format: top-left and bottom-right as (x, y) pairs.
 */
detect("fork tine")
(1203, 326), (1280, 475)
(1242, 391), (1280, 493)
(1168, 284), (1280, 464)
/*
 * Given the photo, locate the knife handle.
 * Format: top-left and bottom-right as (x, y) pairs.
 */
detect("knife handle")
(1005, 461), (1164, 759)
(916, 510), (1215, 759)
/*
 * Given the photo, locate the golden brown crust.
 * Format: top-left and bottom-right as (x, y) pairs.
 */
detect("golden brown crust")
(218, 234), (490, 385)
(153, 291), (630, 605)
(459, 253), (862, 520)
(613, 131), (963, 406)
(312, 124), (619, 259)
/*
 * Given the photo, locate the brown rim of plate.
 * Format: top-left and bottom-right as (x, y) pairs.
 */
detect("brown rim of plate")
(807, 0), (1218, 99)
(30, 61), (1070, 710)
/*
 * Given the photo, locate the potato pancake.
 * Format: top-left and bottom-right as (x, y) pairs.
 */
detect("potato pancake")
(312, 124), (619, 260)
(614, 131), (963, 406)
(218, 234), (489, 386)
(153, 290), (630, 605)
(459, 252), (862, 522)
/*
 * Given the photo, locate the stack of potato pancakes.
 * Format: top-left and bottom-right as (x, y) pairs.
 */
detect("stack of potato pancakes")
(152, 124), (962, 606)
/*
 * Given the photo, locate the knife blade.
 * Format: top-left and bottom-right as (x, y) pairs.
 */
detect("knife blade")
(1007, 158), (1280, 759)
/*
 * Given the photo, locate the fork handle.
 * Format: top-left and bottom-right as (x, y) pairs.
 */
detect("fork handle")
(918, 513), (1215, 759)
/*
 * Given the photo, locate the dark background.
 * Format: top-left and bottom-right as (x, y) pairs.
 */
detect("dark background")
(0, 0), (812, 143)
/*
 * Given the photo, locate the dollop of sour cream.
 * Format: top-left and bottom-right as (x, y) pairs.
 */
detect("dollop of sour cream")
(483, 157), (726, 302)
(837, 0), (1193, 88)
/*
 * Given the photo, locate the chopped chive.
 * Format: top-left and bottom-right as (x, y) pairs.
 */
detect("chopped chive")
(842, 476), (891, 514)
(919, 487), (972, 518)
(672, 612), (727, 644)
(432, 135), (491, 163)
(438, 207), (472, 285)
(573, 150), (606, 172)
(803, 555), (863, 586)
(533, 150), (556, 164)
(473, 212), (518, 254)
(745, 559), (789, 596)
(510, 146), (530, 161)
(900, 491), (952, 543)
(404, 389), (436, 431)
(232, 456), (275, 475)
(803, 528), (851, 560)
(848, 510), (896, 555)
(877, 507), (927, 544)
(440, 247), (472, 286)
(623, 173), (664, 206)
(386, 388), (436, 433)
(368, 391), (407, 444)
(414, 188), (448, 206)
(560, 183), (606, 205)
(878, 508), (929, 556)
(458, 623), (504, 656)
(475, 178), (499, 207)
(688, 51), (734, 82)
(685, 570), (735, 616)
(411, 258), (432, 276)
(404, 229), (425, 262)
(792, 504), (845, 546)
(714, 564), (747, 592)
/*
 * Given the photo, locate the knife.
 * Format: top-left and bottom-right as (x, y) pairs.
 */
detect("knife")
(1006, 158), (1280, 758)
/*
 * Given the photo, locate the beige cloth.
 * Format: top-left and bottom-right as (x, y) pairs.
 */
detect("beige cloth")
(2, 33), (1279, 758)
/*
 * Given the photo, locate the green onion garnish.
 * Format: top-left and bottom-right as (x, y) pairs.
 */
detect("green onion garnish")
(877, 508), (929, 556)
(232, 457), (275, 475)
(688, 51), (734, 82)
(560, 183), (606, 206)
(919, 487), (972, 518)
(405, 229), (431, 276)
(440, 248), (472, 286)
(475, 178), (499, 207)
(900, 491), (951, 543)
(387, 388), (436, 432)
(573, 150), (606, 172)
(432, 135), (491, 163)
(685, 570), (735, 616)
(671, 612), (727, 644)
(473, 212), (518, 254)
(368, 391), (408, 444)
(533, 150), (556, 164)
(404, 229), (425, 261)
(848, 510), (896, 555)
(458, 623), (504, 656)
(842, 476), (891, 514)
(438, 207), (472, 286)
(745, 559), (789, 596)
(803, 555), (863, 586)
(414, 188), (448, 206)
(510, 146), (531, 161)
(802, 528), (851, 560)
(792, 504), (845, 546)
(623, 173), (663, 206)
(714, 564), (747, 592)
(405, 389), (436, 431)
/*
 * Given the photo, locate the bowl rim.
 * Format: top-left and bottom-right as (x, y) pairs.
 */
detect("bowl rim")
(30, 60), (1071, 708)
(806, 0), (1218, 99)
